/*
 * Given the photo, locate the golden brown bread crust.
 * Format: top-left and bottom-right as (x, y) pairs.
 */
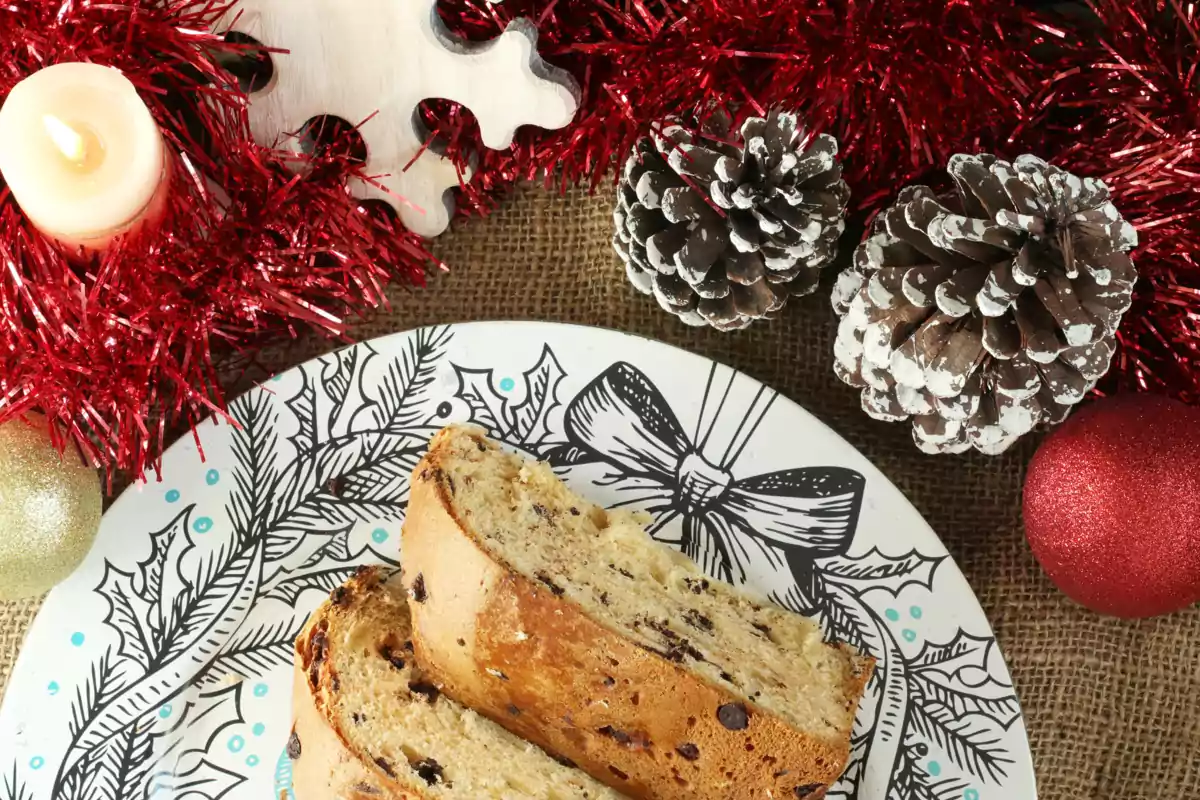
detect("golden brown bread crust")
(292, 568), (423, 800)
(402, 430), (874, 800)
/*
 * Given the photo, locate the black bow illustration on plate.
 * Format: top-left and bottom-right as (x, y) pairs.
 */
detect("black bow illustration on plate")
(553, 361), (866, 603)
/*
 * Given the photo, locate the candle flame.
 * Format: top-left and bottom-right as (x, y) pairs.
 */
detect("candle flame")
(43, 114), (88, 165)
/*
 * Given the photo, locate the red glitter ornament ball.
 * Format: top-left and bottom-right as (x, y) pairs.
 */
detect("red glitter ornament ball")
(1023, 395), (1200, 618)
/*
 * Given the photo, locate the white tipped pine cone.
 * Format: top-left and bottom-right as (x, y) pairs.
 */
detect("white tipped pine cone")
(832, 154), (1137, 455)
(613, 110), (849, 331)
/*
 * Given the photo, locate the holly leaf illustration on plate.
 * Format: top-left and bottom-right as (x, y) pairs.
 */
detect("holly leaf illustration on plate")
(64, 542), (264, 772)
(135, 506), (195, 649)
(451, 344), (566, 447)
(263, 563), (365, 607)
(59, 683), (245, 800)
(136, 508), (184, 604)
(285, 368), (318, 455)
(510, 345), (566, 446)
(808, 573), (885, 657)
(144, 685), (246, 800)
(285, 525), (357, 574)
(97, 566), (155, 670)
(321, 345), (373, 439)
(911, 631), (1022, 729)
(819, 548), (945, 597)
(146, 759), (243, 800)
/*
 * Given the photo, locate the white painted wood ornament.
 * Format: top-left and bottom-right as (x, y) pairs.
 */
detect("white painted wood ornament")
(224, 0), (579, 237)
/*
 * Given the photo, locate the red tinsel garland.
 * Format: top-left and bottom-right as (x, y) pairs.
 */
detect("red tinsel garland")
(0, 1), (435, 475)
(429, 0), (1051, 211)
(7, 0), (1200, 472)
(1031, 0), (1200, 404)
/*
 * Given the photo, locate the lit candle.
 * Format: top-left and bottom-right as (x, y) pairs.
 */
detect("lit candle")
(0, 62), (169, 252)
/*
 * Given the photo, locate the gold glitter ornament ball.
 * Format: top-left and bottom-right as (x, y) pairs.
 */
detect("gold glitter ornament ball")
(0, 416), (102, 600)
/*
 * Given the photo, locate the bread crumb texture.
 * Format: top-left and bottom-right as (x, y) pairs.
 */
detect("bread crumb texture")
(297, 567), (626, 799)
(428, 426), (869, 747)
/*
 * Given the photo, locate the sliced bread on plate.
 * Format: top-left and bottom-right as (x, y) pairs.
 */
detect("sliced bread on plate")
(292, 565), (626, 799)
(401, 425), (875, 800)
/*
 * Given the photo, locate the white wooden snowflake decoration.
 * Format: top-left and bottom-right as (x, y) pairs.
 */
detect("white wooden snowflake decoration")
(224, 0), (579, 237)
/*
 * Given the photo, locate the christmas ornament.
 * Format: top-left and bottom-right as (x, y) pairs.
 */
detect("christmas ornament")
(832, 154), (1137, 454)
(613, 111), (848, 331)
(1029, 0), (1200, 406)
(429, 0), (1050, 211)
(220, 0), (579, 237)
(1023, 394), (1200, 618)
(0, 1), (435, 475)
(0, 416), (102, 600)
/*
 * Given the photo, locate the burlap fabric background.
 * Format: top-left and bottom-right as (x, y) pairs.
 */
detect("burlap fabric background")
(1, 185), (1197, 798)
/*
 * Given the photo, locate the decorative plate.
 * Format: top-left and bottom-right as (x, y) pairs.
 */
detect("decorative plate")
(0, 322), (1036, 800)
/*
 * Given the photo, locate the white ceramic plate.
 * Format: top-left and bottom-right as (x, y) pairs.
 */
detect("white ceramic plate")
(0, 322), (1036, 800)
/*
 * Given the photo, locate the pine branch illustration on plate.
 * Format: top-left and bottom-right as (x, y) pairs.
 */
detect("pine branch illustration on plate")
(812, 558), (1018, 797)
(3, 765), (32, 800)
(889, 748), (974, 800)
(41, 329), (457, 800)
(12, 327), (1026, 800)
(50, 497), (266, 798)
(373, 326), (454, 432)
(808, 562), (915, 800)
(228, 387), (280, 549)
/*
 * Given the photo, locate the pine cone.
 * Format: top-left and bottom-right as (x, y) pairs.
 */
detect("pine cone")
(832, 154), (1137, 454)
(613, 110), (849, 331)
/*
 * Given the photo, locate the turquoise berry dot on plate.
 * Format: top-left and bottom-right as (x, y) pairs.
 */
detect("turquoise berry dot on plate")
(254, 683), (269, 698)
(964, 790), (980, 800)
(70, 632), (84, 647)
(885, 608), (900, 622)
(159, 705), (172, 719)
(499, 377), (515, 392)
(193, 516), (213, 534)
(928, 761), (942, 777)
(29, 757), (44, 770)
(228, 735), (245, 753)
(253, 722), (266, 736)
(47, 681), (59, 695)
(165, 489), (180, 503)
(910, 605), (924, 619)
(372, 528), (389, 544)
(206, 469), (220, 485)
(246, 755), (260, 767)
(902, 629), (917, 642)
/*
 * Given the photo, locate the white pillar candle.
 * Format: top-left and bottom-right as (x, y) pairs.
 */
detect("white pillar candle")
(0, 62), (169, 252)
